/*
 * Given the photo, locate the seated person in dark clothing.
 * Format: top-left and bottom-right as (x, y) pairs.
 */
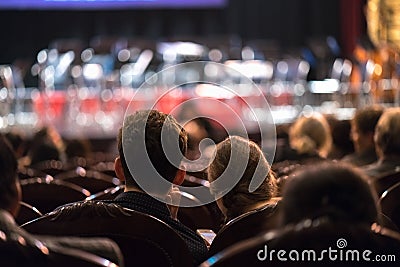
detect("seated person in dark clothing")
(281, 162), (379, 226)
(363, 107), (400, 178)
(113, 110), (208, 265)
(0, 135), (123, 266)
(342, 105), (383, 166)
(272, 114), (331, 179)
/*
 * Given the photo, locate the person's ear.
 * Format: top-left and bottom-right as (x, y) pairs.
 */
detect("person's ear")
(114, 157), (125, 182)
(172, 167), (186, 186)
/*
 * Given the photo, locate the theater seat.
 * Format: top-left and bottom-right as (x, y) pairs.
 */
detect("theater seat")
(55, 167), (120, 194)
(0, 227), (118, 267)
(379, 182), (400, 231)
(22, 201), (193, 267)
(201, 218), (400, 267)
(372, 170), (400, 196)
(20, 177), (91, 214)
(208, 202), (279, 256)
(177, 191), (221, 232)
(15, 201), (43, 225)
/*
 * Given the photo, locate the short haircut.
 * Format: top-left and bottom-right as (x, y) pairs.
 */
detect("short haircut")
(374, 107), (400, 156)
(281, 162), (378, 225)
(118, 110), (187, 194)
(352, 105), (384, 135)
(208, 136), (277, 220)
(0, 135), (19, 210)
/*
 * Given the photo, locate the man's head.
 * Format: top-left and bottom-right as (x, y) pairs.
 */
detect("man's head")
(115, 110), (187, 196)
(374, 107), (400, 158)
(0, 135), (21, 217)
(351, 105), (383, 153)
(281, 162), (378, 226)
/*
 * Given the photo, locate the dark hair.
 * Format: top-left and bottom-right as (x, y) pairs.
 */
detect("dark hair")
(0, 135), (19, 210)
(208, 136), (277, 220)
(281, 162), (378, 225)
(118, 110), (187, 194)
(353, 105), (384, 135)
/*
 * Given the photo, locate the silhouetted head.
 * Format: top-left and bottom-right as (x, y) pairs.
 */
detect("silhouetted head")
(281, 162), (378, 225)
(374, 107), (400, 158)
(116, 110), (187, 196)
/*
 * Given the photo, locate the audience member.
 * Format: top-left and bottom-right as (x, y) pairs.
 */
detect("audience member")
(325, 115), (354, 159)
(342, 105), (384, 166)
(363, 107), (400, 178)
(272, 114), (331, 179)
(208, 136), (278, 222)
(112, 110), (208, 266)
(0, 135), (123, 266)
(281, 162), (379, 225)
(184, 117), (214, 161)
(26, 126), (65, 166)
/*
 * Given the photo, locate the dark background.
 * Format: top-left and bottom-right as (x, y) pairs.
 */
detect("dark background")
(0, 0), (366, 64)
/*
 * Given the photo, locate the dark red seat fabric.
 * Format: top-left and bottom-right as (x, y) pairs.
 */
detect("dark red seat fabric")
(208, 202), (280, 256)
(22, 201), (193, 267)
(20, 177), (91, 214)
(201, 218), (400, 267)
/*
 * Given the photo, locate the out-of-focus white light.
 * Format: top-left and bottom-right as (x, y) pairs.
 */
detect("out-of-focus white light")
(47, 49), (58, 64)
(309, 79), (340, 94)
(0, 87), (8, 100)
(118, 49), (131, 62)
(209, 49), (223, 62)
(277, 61), (289, 75)
(37, 50), (48, 64)
(195, 84), (235, 99)
(241, 46), (254, 61)
(81, 48), (94, 62)
(71, 65), (82, 78)
(83, 64), (103, 80)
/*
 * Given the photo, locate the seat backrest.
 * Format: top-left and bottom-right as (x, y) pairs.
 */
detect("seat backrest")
(0, 227), (117, 267)
(22, 201), (193, 267)
(86, 185), (125, 201)
(379, 181), (400, 230)
(20, 177), (91, 214)
(373, 170), (400, 196)
(176, 191), (221, 232)
(55, 167), (120, 194)
(15, 201), (43, 225)
(201, 218), (400, 267)
(18, 167), (50, 180)
(30, 160), (66, 177)
(208, 203), (279, 256)
(48, 246), (120, 267)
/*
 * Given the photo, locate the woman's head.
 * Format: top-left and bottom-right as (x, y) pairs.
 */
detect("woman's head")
(208, 136), (277, 220)
(289, 114), (332, 158)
